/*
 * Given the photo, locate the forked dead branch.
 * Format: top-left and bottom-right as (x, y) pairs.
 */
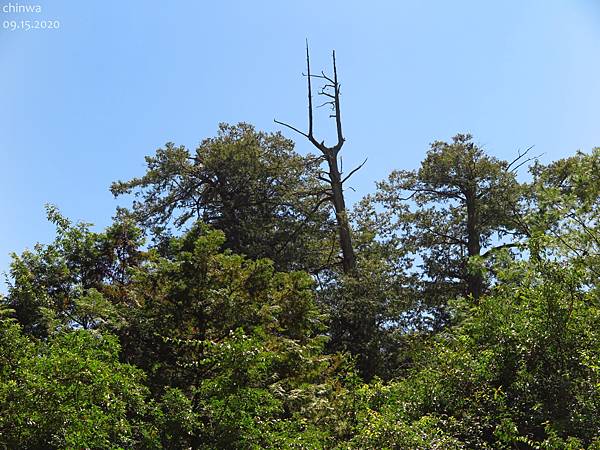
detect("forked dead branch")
(275, 43), (366, 274)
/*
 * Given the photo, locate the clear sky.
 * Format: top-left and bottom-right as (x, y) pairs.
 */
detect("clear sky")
(2, 0), (600, 291)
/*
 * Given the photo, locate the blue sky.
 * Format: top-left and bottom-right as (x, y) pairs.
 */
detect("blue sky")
(1, 0), (600, 291)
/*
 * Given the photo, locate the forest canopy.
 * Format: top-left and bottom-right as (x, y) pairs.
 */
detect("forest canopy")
(2, 120), (600, 448)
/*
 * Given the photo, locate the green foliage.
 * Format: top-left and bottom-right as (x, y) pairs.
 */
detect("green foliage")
(347, 258), (600, 448)
(0, 318), (157, 448)
(6, 206), (143, 337)
(359, 134), (526, 323)
(119, 223), (348, 447)
(4, 127), (600, 448)
(111, 122), (334, 273)
(528, 149), (600, 277)
(321, 246), (415, 380)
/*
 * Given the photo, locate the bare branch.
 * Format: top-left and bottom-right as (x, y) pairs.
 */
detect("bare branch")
(306, 39), (313, 138)
(316, 101), (335, 109)
(510, 152), (544, 173)
(507, 146), (534, 171)
(273, 119), (309, 139)
(320, 70), (335, 83)
(481, 242), (520, 258)
(506, 145), (543, 173)
(275, 45), (357, 274)
(303, 73), (330, 79)
(318, 91), (336, 100)
(342, 158), (368, 184)
(332, 50), (344, 153)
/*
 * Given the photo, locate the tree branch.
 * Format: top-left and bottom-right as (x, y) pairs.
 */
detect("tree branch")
(273, 119), (309, 139)
(481, 242), (520, 258)
(332, 50), (344, 154)
(506, 145), (544, 173)
(507, 146), (533, 171)
(342, 158), (368, 184)
(306, 39), (313, 138)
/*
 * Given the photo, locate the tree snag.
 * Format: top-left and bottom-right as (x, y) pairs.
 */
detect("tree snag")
(275, 42), (363, 275)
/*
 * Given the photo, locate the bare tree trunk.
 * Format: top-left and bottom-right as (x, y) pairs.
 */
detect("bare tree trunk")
(327, 154), (356, 273)
(276, 44), (364, 275)
(466, 190), (482, 301)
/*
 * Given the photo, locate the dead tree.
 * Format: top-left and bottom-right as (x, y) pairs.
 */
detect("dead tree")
(275, 43), (365, 274)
